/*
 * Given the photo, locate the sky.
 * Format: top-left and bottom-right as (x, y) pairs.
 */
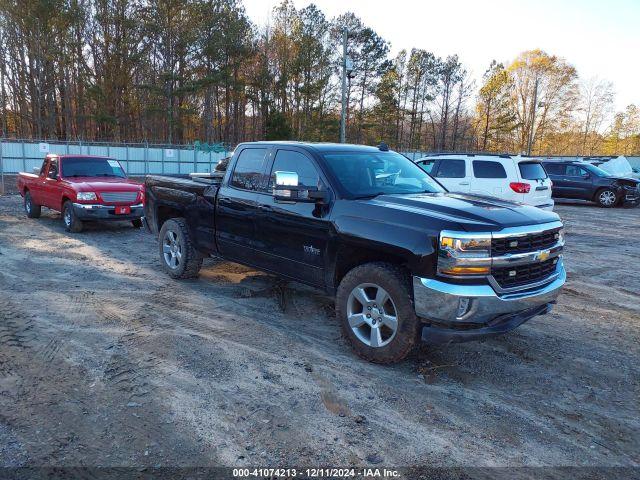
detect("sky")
(242, 0), (640, 111)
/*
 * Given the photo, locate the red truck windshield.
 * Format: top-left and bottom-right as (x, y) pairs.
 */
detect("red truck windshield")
(61, 157), (126, 178)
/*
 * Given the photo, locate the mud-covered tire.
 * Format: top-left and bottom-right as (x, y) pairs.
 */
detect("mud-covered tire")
(336, 262), (420, 364)
(62, 200), (83, 232)
(24, 191), (41, 218)
(595, 188), (617, 208)
(131, 218), (143, 228)
(158, 218), (203, 279)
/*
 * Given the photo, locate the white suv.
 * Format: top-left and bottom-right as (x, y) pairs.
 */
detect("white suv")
(414, 154), (554, 210)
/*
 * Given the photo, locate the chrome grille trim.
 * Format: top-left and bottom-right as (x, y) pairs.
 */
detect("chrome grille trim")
(100, 191), (138, 203)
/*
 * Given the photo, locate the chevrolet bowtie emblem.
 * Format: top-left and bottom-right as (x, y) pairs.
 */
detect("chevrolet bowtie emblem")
(537, 250), (550, 262)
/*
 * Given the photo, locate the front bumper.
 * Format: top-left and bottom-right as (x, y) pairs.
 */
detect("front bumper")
(414, 259), (566, 344)
(622, 192), (640, 207)
(72, 203), (144, 221)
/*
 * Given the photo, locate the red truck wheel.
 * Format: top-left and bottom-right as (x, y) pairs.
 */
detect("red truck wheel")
(24, 191), (42, 218)
(62, 201), (84, 233)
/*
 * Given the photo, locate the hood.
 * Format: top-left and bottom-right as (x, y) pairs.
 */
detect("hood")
(364, 192), (560, 231)
(64, 176), (142, 191)
(606, 176), (640, 185)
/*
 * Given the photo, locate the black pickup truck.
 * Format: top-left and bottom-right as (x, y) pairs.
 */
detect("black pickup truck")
(144, 142), (566, 363)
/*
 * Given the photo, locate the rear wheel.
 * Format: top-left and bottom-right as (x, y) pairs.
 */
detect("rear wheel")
(596, 188), (617, 208)
(336, 262), (420, 364)
(62, 200), (83, 232)
(158, 218), (203, 279)
(24, 191), (41, 218)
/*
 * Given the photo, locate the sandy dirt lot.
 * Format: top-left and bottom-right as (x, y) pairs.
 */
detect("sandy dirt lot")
(0, 193), (638, 471)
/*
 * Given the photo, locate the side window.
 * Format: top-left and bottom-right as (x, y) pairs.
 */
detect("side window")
(268, 150), (320, 189)
(231, 148), (268, 191)
(47, 159), (59, 179)
(472, 160), (507, 179)
(544, 164), (564, 175)
(566, 165), (586, 177)
(435, 159), (466, 179)
(417, 159), (436, 174)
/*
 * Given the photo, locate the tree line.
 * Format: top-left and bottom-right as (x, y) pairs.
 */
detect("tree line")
(0, 0), (638, 155)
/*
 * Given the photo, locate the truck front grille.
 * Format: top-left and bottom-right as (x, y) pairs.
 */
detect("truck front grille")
(492, 228), (560, 255)
(100, 192), (138, 203)
(491, 258), (558, 289)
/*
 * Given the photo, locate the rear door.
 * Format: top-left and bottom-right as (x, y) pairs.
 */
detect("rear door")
(253, 148), (331, 287)
(544, 163), (568, 198)
(433, 158), (470, 193)
(517, 161), (552, 207)
(470, 159), (510, 199)
(215, 147), (270, 261)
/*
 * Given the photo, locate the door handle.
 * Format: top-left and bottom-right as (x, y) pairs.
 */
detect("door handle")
(459, 182), (470, 186)
(258, 204), (272, 211)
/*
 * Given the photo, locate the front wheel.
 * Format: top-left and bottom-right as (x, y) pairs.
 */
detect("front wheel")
(62, 201), (83, 232)
(596, 188), (617, 208)
(158, 218), (203, 279)
(24, 191), (41, 218)
(336, 262), (420, 364)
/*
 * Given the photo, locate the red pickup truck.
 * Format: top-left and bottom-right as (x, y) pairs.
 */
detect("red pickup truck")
(17, 154), (144, 232)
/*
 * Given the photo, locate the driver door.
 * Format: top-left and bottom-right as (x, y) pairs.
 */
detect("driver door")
(42, 158), (63, 209)
(253, 148), (332, 287)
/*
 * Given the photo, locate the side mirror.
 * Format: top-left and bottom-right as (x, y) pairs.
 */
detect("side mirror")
(33, 167), (41, 175)
(273, 171), (328, 204)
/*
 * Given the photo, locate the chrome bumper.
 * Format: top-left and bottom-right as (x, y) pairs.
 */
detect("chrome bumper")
(72, 202), (144, 220)
(413, 259), (566, 326)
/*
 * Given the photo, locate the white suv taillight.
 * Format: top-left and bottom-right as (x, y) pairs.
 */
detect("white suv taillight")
(510, 182), (531, 193)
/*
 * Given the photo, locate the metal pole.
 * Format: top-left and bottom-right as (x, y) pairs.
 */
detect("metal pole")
(527, 76), (539, 156)
(340, 29), (347, 144)
(0, 140), (4, 195)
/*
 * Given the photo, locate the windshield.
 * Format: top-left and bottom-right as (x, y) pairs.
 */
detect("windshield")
(322, 151), (445, 198)
(61, 157), (126, 178)
(581, 163), (610, 177)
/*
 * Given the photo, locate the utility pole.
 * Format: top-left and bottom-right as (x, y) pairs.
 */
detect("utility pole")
(340, 29), (348, 144)
(526, 76), (539, 156)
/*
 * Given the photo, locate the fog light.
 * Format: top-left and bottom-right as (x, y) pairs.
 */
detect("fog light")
(457, 297), (471, 318)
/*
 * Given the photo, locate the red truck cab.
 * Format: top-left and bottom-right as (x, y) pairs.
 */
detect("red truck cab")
(17, 154), (144, 232)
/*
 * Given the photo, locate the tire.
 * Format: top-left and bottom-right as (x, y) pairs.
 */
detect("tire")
(24, 191), (41, 218)
(336, 262), (420, 364)
(158, 218), (203, 279)
(62, 200), (83, 232)
(131, 218), (143, 228)
(596, 188), (617, 208)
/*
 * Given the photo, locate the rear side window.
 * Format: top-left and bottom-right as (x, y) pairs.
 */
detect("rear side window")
(231, 148), (268, 190)
(519, 162), (548, 180)
(566, 165), (587, 177)
(435, 159), (466, 178)
(268, 150), (320, 189)
(544, 164), (564, 175)
(472, 160), (507, 178)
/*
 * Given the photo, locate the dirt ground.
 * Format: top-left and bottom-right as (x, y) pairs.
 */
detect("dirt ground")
(0, 193), (638, 471)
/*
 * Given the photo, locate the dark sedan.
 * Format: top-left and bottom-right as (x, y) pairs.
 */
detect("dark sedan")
(542, 161), (640, 208)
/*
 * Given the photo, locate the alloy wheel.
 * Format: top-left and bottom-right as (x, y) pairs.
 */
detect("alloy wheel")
(347, 283), (398, 348)
(163, 230), (182, 269)
(599, 190), (616, 206)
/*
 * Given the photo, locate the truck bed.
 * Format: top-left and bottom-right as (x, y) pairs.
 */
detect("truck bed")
(145, 174), (223, 196)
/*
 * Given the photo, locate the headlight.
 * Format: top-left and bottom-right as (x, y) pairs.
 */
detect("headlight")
(438, 232), (491, 276)
(555, 228), (565, 245)
(77, 192), (97, 201)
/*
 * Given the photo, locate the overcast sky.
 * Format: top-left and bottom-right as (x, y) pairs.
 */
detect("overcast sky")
(243, 0), (640, 111)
